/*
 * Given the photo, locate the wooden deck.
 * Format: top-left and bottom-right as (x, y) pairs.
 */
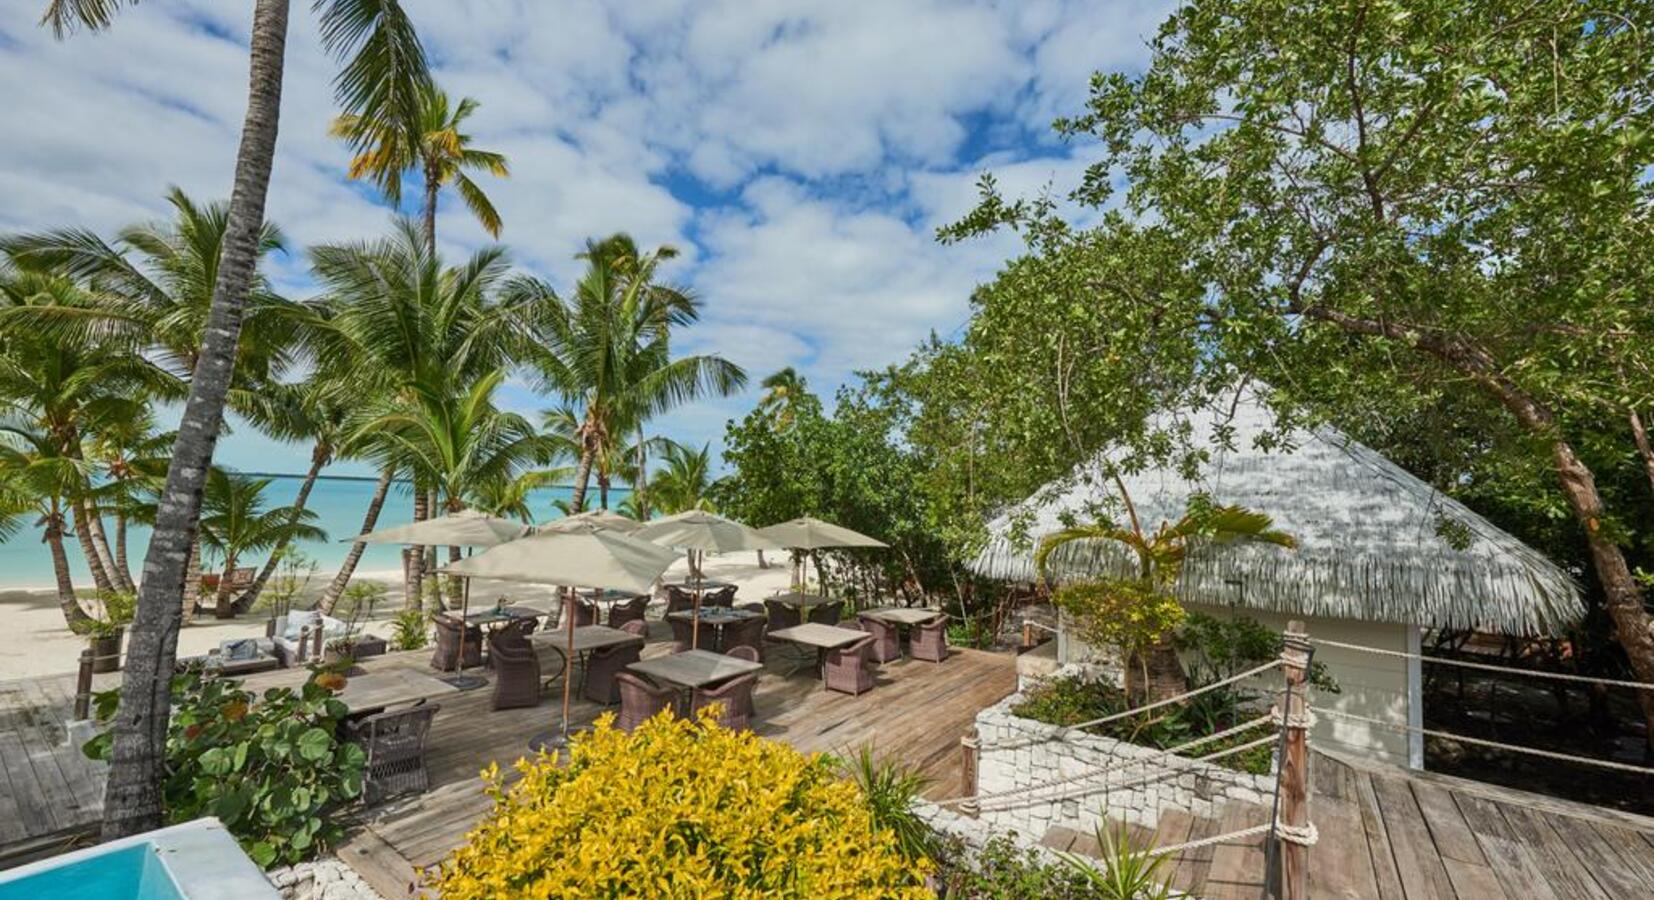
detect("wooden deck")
(1045, 750), (1654, 899)
(0, 672), (107, 863)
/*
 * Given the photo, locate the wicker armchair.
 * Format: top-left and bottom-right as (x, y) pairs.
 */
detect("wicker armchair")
(583, 639), (642, 704)
(721, 616), (767, 661)
(691, 673), (759, 732)
(616, 672), (678, 732)
(617, 618), (649, 640)
(911, 614), (949, 662)
(669, 616), (697, 653)
(857, 614), (902, 663)
(764, 599), (801, 631)
(608, 594), (650, 629)
(726, 645), (760, 664)
(488, 629), (543, 710)
(737, 602), (765, 615)
(430, 616), (482, 671)
(665, 586), (696, 616)
(807, 602), (842, 626)
(569, 599), (597, 628)
(346, 701), (439, 806)
(824, 636), (876, 696)
(704, 585), (737, 608)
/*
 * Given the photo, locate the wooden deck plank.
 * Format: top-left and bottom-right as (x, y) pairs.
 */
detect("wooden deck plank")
(1351, 770), (1408, 900)
(1454, 792), (1562, 900)
(1498, 805), (1611, 900)
(1201, 802), (1269, 900)
(1163, 811), (1219, 895)
(1371, 773), (1457, 900)
(1543, 814), (1654, 899)
(1310, 796), (1382, 900)
(1587, 821), (1654, 887)
(1440, 858), (1507, 900)
(1411, 781), (1487, 867)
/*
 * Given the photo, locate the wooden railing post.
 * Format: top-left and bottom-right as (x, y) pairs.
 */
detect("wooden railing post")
(1271, 620), (1313, 900)
(959, 733), (980, 817)
(74, 648), (93, 720)
(1021, 621), (1035, 649)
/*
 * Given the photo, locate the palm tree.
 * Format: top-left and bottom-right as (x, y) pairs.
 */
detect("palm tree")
(40, 0), (432, 840)
(651, 442), (716, 515)
(196, 468), (326, 618)
(758, 367), (808, 428)
(524, 234), (747, 514)
(84, 406), (170, 593)
(0, 425), (94, 630)
(333, 85), (510, 253)
(1034, 489), (1296, 703)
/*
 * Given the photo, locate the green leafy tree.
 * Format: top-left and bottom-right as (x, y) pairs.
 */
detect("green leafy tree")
(947, 0), (1654, 733)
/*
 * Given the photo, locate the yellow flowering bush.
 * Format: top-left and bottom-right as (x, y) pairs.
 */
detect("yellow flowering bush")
(429, 709), (933, 898)
(1053, 578), (1186, 658)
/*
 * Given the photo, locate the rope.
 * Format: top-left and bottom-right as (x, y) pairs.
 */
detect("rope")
(1147, 822), (1273, 857)
(1306, 636), (1654, 691)
(1270, 707), (1316, 729)
(938, 714), (1275, 808)
(1312, 706), (1654, 775)
(975, 732), (1281, 813)
(987, 659), (1282, 751)
(1274, 820), (1318, 847)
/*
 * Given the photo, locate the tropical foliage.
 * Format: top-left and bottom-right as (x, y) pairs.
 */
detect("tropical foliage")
(197, 469), (327, 617)
(429, 710), (929, 897)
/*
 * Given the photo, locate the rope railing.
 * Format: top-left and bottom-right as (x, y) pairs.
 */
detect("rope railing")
(1311, 705), (1654, 775)
(1306, 636), (1653, 690)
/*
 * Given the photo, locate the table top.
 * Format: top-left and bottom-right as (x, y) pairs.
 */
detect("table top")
(765, 592), (838, 609)
(666, 608), (762, 625)
(577, 588), (645, 604)
(862, 606), (943, 626)
(767, 623), (867, 649)
(530, 624), (646, 655)
(455, 606), (539, 625)
(663, 580), (736, 593)
(627, 649), (763, 689)
(334, 670), (458, 712)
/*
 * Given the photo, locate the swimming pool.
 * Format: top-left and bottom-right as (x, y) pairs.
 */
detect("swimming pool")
(0, 818), (277, 900)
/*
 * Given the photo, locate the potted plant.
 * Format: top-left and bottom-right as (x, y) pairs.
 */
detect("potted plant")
(76, 590), (135, 673)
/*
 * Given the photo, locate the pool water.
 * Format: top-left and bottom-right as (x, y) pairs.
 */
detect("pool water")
(0, 844), (183, 900)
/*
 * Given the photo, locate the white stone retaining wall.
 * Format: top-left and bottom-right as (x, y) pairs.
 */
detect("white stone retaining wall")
(266, 858), (384, 900)
(972, 680), (1276, 838)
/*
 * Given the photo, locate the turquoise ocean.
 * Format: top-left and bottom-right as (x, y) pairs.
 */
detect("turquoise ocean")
(0, 475), (613, 590)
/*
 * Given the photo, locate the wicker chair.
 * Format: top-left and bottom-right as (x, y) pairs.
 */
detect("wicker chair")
(764, 599), (801, 631)
(737, 602), (765, 616)
(721, 616), (767, 661)
(583, 639), (642, 704)
(430, 616), (482, 671)
(569, 599), (597, 628)
(691, 673), (759, 732)
(807, 602), (842, 626)
(347, 701), (439, 806)
(824, 636), (876, 696)
(665, 586), (696, 616)
(488, 628), (543, 710)
(911, 614), (949, 662)
(608, 594), (650, 629)
(617, 618), (649, 640)
(856, 614), (902, 663)
(726, 645), (760, 664)
(616, 672), (678, 732)
(704, 585), (737, 608)
(669, 617), (697, 653)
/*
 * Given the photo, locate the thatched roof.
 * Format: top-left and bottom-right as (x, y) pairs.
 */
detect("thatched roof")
(970, 393), (1583, 635)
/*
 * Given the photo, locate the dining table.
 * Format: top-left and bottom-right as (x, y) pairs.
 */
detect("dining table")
(860, 606), (942, 626)
(663, 579), (737, 594)
(334, 670), (459, 717)
(666, 607), (761, 651)
(530, 624), (648, 690)
(765, 623), (867, 680)
(627, 650), (763, 703)
(764, 591), (839, 612)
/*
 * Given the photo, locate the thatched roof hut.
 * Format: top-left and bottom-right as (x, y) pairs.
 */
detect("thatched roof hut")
(971, 393), (1582, 636)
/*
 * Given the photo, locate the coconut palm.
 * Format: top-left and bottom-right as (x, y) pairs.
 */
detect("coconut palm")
(196, 468), (326, 618)
(333, 85), (510, 252)
(0, 425), (94, 629)
(83, 406), (170, 593)
(523, 233), (746, 514)
(1034, 490), (1296, 703)
(757, 367), (808, 428)
(651, 442), (717, 515)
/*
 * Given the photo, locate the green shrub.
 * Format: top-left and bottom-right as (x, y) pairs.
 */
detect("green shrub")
(935, 833), (1097, 898)
(1176, 612), (1339, 693)
(390, 608), (429, 651)
(84, 669), (364, 868)
(73, 589), (136, 639)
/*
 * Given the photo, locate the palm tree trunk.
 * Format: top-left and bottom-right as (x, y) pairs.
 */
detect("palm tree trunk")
(422, 165), (439, 257)
(103, 0), (291, 842)
(213, 556), (238, 619)
(321, 466), (393, 614)
(406, 483), (428, 610)
(70, 493), (116, 595)
(238, 440), (328, 611)
(82, 499), (129, 593)
(569, 445), (595, 513)
(44, 502), (90, 630)
(179, 538), (202, 624)
(598, 473), (610, 510)
(113, 512), (130, 583)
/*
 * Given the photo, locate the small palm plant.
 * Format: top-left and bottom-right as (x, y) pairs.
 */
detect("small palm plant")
(1055, 824), (1173, 900)
(845, 745), (936, 866)
(197, 469), (327, 619)
(1035, 489), (1295, 704)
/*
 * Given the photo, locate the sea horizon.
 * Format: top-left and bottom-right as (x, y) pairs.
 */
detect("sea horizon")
(0, 474), (628, 592)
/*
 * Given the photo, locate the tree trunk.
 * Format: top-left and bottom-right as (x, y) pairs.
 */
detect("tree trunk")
(44, 502), (90, 630)
(179, 539), (201, 624)
(321, 466), (393, 614)
(82, 498), (129, 593)
(102, 0), (290, 842)
(422, 165), (439, 257)
(213, 556), (238, 619)
(406, 483), (428, 610)
(113, 512), (131, 588)
(70, 493), (116, 595)
(569, 445), (595, 513)
(1630, 410), (1654, 497)
(598, 473), (610, 511)
(1127, 639), (1187, 706)
(447, 544), (462, 608)
(238, 439), (328, 611)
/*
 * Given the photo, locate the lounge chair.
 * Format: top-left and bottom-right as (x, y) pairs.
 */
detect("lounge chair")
(347, 700), (439, 806)
(488, 627), (543, 710)
(692, 673), (758, 732)
(616, 672), (678, 732)
(608, 594), (650, 629)
(269, 610), (349, 667)
(824, 635), (876, 696)
(856, 614), (902, 663)
(911, 614), (950, 662)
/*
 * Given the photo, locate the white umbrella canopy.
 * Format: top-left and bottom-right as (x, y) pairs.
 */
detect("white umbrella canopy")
(757, 516), (888, 550)
(537, 509), (646, 535)
(633, 510), (782, 553)
(351, 509), (530, 547)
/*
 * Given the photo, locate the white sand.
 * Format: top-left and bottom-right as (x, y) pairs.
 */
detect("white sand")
(0, 554), (795, 681)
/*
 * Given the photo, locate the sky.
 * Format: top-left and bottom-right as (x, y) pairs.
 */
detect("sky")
(0, 0), (1173, 477)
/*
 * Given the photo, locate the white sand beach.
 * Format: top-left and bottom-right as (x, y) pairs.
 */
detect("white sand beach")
(0, 553), (794, 681)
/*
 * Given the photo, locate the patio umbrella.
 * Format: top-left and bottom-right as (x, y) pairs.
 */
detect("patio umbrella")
(440, 519), (680, 744)
(633, 510), (781, 648)
(537, 508), (646, 534)
(351, 509), (532, 665)
(757, 516), (888, 590)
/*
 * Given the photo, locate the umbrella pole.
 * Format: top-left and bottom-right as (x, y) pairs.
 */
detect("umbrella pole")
(561, 586), (575, 740)
(691, 551), (701, 650)
(460, 548), (472, 668)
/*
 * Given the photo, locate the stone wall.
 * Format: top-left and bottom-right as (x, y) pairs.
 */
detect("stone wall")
(266, 858), (384, 900)
(971, 678), (1276, 839)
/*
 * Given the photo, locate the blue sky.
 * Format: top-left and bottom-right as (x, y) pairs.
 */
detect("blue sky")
(0, 0), (1172, 477)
